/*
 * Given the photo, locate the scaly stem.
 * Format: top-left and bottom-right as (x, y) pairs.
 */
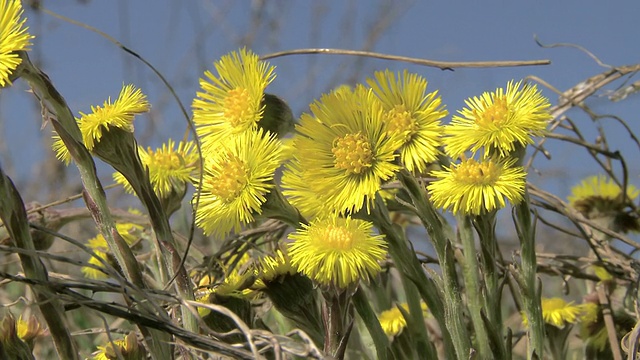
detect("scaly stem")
(514, 193), (544, 359)
(395, 170), (470, 360)
(458, 215), (491, 359)
(18, 52), (173, 359)
(0, 166), (79, 360)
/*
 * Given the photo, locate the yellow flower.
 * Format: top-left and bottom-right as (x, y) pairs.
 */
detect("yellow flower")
(15, 315), (43, 343)
(256, 248), (297, 284)
(51, 132), (72, 165)
(427, 157), (526, 215)
(378, 302), (429, 337)
(82, 250), (109, 280)
(92, 332), (145, 360)
(580, 302), (600, 326)
(0, 0), (33, 87)
(592, 265), (614, 282)
(579, 302), (609, 351)
(193, 48), (275, 152)
(367, 69), (447, 172)
(195, 260), (256, 317)
(523, 297), (582, 328)
(283, 86), (400, 214)
(81, 222), (143, 279)
(444, 80), (551, 158)
(288, 215), (387, 289)
(113, 139), (198, 198)
(569, 174), (640, 206)
(194, 128), (283, 238)
(568, 175), (640, 232)
(78, 84), (150, 150)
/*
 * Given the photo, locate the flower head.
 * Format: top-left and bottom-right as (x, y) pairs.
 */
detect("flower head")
(195, 271), (256, 317)
(580, 302), (608, 353)
(378, 302), (429, 337)
(367, 69), (447, 172)
(569, 175), (640, 206)
(15, 315), (44, 343)
(283, 86), (400, 214)
(444, 80), (551, 158)
(288, 215), (387, 289)
(81, 222), (143, 279)
(194, 128), (283, 238)
(256, 249), (297, 284)
(193, 48), (275, 151)
(92, 332), (145, 360)
(0, 0), (33, 87)
(523, 297), (582, 328)
(428, 157), (526, 215)
(568, 175), (640, 233)
(569, 175), (638, 210)
(51, 132), (72, 165)
(78, 84), (150, 150)
(114, 139), (198, 198)
(195, 253), (256, 317)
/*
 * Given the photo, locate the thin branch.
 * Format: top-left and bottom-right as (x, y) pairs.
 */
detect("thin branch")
(260, 48), (550, 70)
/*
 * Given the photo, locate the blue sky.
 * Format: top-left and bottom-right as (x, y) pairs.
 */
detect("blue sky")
(2, 0), (639, 203)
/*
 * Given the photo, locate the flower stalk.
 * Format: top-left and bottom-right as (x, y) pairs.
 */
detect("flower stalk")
(0, 165), (79, 360)
(16, 52), (173, 360)
(395, 169), (471, 359)
(514, 192), (544, 359)
(457, 215), (492, 359)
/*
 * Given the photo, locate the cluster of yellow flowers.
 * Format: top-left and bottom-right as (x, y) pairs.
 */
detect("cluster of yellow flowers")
(5, 1), (640, 358)
(41, 43), (557, 293)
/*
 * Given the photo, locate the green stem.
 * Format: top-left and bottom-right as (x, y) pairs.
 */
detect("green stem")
(0, 166), (79, 360)
(395, 170), (470, 360)
(514, 193), (544, 359)
(473, 213), (504, 337)
(366, 193), (449, 359)
(18, 53), (173, 360)
(92, 133), (197, 333)
(352, 287), (389, 360)
(458, 215), (491, 359)
(321, 290), (352, 359)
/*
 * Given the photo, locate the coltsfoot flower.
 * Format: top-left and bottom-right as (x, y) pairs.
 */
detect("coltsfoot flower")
(0, 0), (33, 87)
(81, 222), (143, 279)
(193, 48), (275, 151)
(288, 215), (387, 289)
(113, 139), (198, 198)
(91, 332), (145, 360)
(522, 297), (583, 328)
(256, 249), (297, 284)
(444, 80), (551, 158)
(78, 84), (150, 151)
(428, 157), (526, 215)
(568, 174), (640, 232)
(367, 69), (447, 172)
(378, 302), (429, 337)
(194, 128), (283, 238)
(283, 86), (400, 214)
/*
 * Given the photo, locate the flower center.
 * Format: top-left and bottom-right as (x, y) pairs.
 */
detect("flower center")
(544, 298), (567, 311)
(474, 96), (509, 127)
(149, 149), (182, 170)
(454, 159), (500, 185)
(224, 87), (254, 128)
(386, 104), (417, 143)
(208, 154), (248, 203)
(332, 132), (373, 175)
(323, 225), (354, 251)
